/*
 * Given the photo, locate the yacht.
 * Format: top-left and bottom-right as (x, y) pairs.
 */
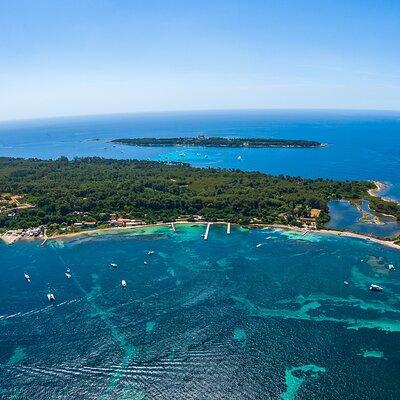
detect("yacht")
(110, 263), (118, 268)
(121, 280), (127, 288)
(24, 273), (31, 283)
(369, 284), (383, 292)
(47, 293), (56, 302)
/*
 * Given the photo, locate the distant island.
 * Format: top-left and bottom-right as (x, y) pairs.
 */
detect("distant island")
(2, 157), (399, 243)
(111, 136), (324, 148)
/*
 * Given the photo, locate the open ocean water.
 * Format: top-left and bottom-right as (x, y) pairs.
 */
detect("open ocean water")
(1, 110), (400, 399)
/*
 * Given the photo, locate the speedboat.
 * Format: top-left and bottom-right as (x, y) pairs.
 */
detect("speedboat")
(344, 281), (349, 285)
(369, 284), (383, 292)
(24, 273), (31, 283)
(144, 261), (148, 265)
(110, 263), (118, 268)
(47, 293), (56, 302)
(388, 264), (396, 271)
(121, 280), (127, 288)
(148, 251), (155, 255)
(65, 270), (72, 279)
(256, 243), (263, 248)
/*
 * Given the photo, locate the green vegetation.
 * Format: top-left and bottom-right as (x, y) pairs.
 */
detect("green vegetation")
(0, 156), (385, 232)
(367, 196), (400, 222)
(112, 136), (323, 148)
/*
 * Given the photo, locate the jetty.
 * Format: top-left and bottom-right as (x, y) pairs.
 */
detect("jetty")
(227, 222), (231, 235)
(204, 222), (212, 240)
(171, 223), (176, 232)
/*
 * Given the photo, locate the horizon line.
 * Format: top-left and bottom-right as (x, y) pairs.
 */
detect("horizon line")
(1, 107), (400, 125)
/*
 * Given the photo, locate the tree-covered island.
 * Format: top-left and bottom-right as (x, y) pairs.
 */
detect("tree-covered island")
(111, 136), (324, 148)
(1, 156), (399, 239)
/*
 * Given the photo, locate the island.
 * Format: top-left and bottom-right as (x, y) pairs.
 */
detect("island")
(111, 136), (324, 148)
(1, 156), (400, 245)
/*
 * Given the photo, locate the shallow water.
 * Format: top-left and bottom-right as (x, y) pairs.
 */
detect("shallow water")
(1, 225), (400, 399)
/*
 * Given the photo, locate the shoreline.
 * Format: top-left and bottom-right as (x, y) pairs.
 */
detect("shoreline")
(3, 221), (399, 251)
(368, 180), (399, 204)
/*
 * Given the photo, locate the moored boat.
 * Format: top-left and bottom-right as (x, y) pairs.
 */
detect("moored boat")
(24, 273), (31, 283)
(47, 293), (56, 302)
(369, 284), (383, 292)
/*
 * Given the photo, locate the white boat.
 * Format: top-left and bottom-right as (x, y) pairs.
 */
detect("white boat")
(47, 293), (56, 302)
(65, 271), (72, 279)
(121, 280), (127, 288)
(237, 155), (242, 161)
(388, 264), (396, 271)
(369, 284), (383, 292)
(110, 263), (118, 268)
(148, 251), (155, 255)
(256, 243), (263, 248)
(144, 261), (148, 265)
(344, 281), (349, 285)
(24, 273), (31, 283)
(265, 236), (273, 240)
(179, 153), (186, 157)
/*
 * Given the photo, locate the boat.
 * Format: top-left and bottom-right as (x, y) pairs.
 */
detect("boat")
(265, 236), (273, 240)
(65, 269), (72, 279)
(144, 261), (148, 265)
(179, 153), (186, 157)
(110, 263), (118, 268)
(47, 293), (56, 302)
(301, 230), (308, 236)
(256, 243), (263, 248)
(24, 273), (31, 283)
(237, 155), (242, 161)
(148, 251), (155, 255)
(369, 284), (383, 292)
(388, 264), (396, 271)
(121, 280), (127, 288)
(344, 281), (349, 285)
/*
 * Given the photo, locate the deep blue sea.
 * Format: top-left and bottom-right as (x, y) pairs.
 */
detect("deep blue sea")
(1, 110), (400, 399)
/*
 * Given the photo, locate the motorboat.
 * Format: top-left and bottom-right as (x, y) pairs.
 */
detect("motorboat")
(369, 284), (383, 292)
(110, 263), (118, 268)
(148, 251), (155, 255)
(256, 243), (263, 248)
(24, 273), (31, 283)
(144, 261), (148, 265)
(388, 264), (396, 272)
(65, 270), (72, 279)
(344, 281), (349, 285)
(121, 280), (127, 288)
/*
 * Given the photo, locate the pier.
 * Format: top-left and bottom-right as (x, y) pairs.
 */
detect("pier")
(171, 223), (176, 232)
(227, 222), (231, 235)
(204, 222), (212, 240)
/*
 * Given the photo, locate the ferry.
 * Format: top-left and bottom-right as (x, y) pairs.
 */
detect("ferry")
(369, 284), (383, 292)
(388, 264), (396, 272)
(24, 273), (31, 283)
(121, 280), (127, 288)
(110, 263), (118, 268)
(47, 293), (56, 302)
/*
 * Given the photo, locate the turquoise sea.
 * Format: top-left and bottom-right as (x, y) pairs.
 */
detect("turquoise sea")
(1, 225), (400, 399)
(1, 110), (400, 399)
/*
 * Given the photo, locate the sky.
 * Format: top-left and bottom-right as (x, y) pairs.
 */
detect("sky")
(0, 0), (399, 121)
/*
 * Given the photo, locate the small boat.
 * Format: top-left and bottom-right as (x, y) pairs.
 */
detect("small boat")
(24, 273), (31, 283)
(47, 293), (56, 302)
(179, 153), (186, 157)
(265, 236), (273, 240)
(344, 281), (349, 285)
(144, 261), (148, 265)
(110, 263), (118, 268)
(369, 284), (383, 292)
(256, 243), (263, 248)
(121, 280), (127, 288)
(65, 270), (72, 279)
(388, 264), (396, 271)
(237, 155), (242, 161)
(148, 251), (155, 255)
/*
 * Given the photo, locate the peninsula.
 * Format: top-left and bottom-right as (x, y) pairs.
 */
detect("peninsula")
(111, 136), (324, 148)
(2, 157), (400, 243)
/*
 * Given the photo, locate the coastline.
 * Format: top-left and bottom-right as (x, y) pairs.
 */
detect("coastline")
(3, 220), (399, 251)
(368, 180), (399, 204)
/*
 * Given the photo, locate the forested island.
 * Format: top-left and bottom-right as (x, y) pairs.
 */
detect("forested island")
(2, 157), (399, 238)
(111, 136), (324, 148)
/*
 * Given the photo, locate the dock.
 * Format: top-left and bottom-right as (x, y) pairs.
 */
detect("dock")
(204, 222), (212, 240)
(171, 223), (176, 232)
(227, 222), (231, 235)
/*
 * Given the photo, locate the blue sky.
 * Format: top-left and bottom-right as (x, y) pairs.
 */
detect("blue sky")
(1, 0), (399, 120)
